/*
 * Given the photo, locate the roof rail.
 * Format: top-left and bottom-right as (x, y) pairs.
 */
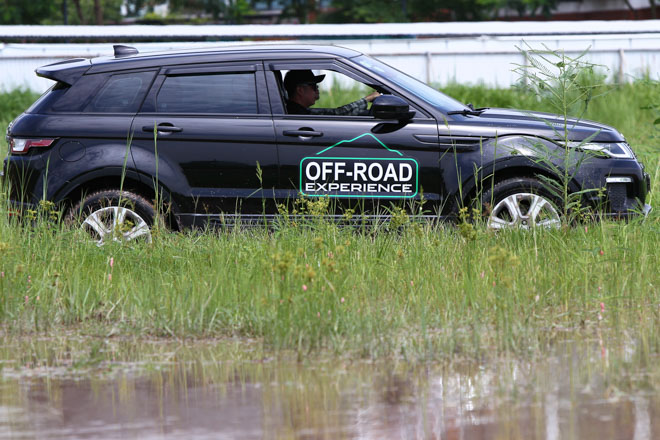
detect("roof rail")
(113, 44), (138, 58)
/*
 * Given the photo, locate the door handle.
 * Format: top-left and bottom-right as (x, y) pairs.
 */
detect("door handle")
(283, 129), (323, 137)
(142, 124), (183, 133)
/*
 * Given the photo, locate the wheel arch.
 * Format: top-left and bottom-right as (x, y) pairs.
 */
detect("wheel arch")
(53, 168), (182, 230)
(454, 159), (582, 214)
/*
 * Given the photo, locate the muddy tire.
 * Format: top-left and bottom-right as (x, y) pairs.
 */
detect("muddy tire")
(67, 190), (155, 245)
(482, 177), (562, 230)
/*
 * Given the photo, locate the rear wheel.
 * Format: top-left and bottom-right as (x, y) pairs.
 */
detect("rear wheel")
(482, 178), (561, 230)
(67, 190), (155, 245)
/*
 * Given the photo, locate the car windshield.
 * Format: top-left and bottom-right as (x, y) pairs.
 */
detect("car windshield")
(353, 54), (469, 113)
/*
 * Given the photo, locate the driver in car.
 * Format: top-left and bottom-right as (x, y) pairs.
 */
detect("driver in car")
(284, 70), (380, 115)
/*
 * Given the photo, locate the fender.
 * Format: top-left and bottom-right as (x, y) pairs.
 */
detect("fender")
(51, 166), (183, 229)
(127, 142), (192, 201)
(453, 137), (583, 209)
(461, 156), (580, 194)
(51, 167), (149, 202)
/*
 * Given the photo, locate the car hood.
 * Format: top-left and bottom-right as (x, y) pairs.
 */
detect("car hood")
(446, 108), (625, 143)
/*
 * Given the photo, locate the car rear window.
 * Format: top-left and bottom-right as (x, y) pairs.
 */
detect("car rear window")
(46, 75), (106, 113)
(25, 82), (69, 114)
(156, 73), (257, 114)
(84, 71), (155, 113)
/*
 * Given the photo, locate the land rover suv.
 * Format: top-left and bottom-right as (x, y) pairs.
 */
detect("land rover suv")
(3, 44), (652, 243)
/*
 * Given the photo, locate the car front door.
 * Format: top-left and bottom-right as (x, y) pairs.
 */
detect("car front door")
(266, 60), (442, 218)
(131, 62), (278, 227)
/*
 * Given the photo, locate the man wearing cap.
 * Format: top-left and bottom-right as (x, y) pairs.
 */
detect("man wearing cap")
(283, 70), (381, 115)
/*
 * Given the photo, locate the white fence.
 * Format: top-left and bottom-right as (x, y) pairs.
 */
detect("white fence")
(2, 20), (660, 92)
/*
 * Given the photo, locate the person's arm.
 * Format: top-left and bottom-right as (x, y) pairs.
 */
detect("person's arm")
(309, 98), (367, 116)
(308, 91), (381, 116)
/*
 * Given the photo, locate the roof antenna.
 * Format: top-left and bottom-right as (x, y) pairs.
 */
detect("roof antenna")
(113, 45), (139, 58)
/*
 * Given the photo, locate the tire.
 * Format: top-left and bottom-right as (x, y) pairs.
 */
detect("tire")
(67, 190), (155, 245)
(482, 177), (561, 230)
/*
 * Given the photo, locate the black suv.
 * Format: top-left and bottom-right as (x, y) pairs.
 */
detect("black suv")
(3, 44), (652, 243)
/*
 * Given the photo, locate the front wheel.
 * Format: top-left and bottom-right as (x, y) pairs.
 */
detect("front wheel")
(482, 178), (562, 230)
(67, 190), (155, 245)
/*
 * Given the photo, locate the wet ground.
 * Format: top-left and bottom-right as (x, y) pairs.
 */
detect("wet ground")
(1, 335), (658, 439)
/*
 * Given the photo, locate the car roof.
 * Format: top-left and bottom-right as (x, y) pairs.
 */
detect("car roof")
(87, 44), (364, 73)
(36, 44), (364, 84)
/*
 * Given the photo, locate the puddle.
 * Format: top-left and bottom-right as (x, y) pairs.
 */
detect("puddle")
(0, 335), (658, 439)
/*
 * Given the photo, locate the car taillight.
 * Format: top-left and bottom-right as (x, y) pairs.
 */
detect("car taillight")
(8, 138), (55, 155)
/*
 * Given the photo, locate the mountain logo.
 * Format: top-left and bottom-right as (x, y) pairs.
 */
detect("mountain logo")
(299, 133), (419, 198)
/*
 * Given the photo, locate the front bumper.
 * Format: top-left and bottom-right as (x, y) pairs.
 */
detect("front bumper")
(576, 153), (651, 215)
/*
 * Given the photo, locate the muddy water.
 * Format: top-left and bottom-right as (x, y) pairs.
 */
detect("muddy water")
(0, 336), (658, 439)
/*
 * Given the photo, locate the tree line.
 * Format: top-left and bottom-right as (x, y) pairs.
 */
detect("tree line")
(1, 0), (657, 25)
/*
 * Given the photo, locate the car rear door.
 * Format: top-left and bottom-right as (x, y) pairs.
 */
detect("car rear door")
(130, 62), (278, 227)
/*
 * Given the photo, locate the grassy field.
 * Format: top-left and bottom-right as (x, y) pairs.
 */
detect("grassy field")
(0, 82), (658, 361)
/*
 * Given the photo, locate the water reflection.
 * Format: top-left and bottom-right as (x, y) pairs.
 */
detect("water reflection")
(0, 335), (658, 439)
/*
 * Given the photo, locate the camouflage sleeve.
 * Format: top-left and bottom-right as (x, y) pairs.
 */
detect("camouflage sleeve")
(308, 98), (368, 116)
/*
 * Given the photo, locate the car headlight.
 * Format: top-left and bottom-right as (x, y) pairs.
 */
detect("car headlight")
(567, 141), (635, 159)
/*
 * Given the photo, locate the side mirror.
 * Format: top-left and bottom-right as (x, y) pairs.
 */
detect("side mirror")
(372, 95), (415, 121)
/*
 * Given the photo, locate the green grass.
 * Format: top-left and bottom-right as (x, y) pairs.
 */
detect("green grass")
(0, 82), (658, 361)
(0, 215), (658, 360)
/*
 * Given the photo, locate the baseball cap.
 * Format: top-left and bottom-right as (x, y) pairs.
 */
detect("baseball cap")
(283, 70), (326, 91)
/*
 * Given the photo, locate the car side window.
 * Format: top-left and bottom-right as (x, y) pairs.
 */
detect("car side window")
(47, 75), (105, 113)
(84, 71), (155, 113)
(156, 73), (257, 114)
(278, 68), (376, 117)
(312, 70), (371, 109)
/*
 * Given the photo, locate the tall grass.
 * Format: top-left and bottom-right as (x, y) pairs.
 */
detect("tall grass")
(0, 82), (658, 360)
(0, 213), (658, 359)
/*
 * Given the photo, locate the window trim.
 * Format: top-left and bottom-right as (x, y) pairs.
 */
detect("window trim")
(164, 65), (257, 76)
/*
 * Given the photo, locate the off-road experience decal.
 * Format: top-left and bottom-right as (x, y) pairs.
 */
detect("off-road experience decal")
(300, 133), (419, 198)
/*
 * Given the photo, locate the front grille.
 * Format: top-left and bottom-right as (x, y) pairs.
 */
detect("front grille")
(606, 183), (628, 211)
